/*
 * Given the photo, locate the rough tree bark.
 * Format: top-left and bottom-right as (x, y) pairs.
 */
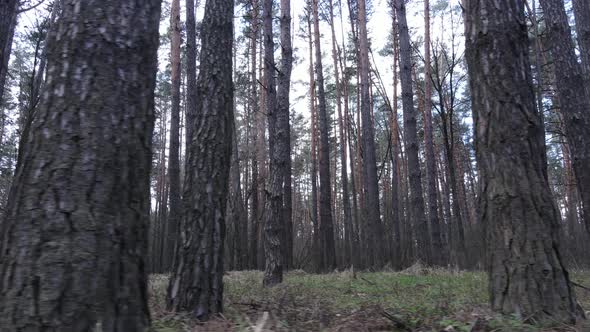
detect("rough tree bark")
(0, 0), (18, 105)
(538, 0), (590, 235)
(358, 0), (385, 268)
(464, 0), (584, 323)
(0, 0), (161, 330)
(262, 0), (283, 287)
(166, 0), (234, 320)
(394, 0), (431, 263)
(167, 0), (182, 272)
(277, 0), (293, 271)
(312, 0), (336, 271)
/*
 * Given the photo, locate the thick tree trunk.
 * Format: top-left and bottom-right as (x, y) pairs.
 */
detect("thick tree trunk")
(262, 0), (283, 287)
(538, 0), (590, 235)
(167, 0), (182, 273)
(394, 0), (431, 263)
(358, 0), (385, 268)
(312, 0), (336, 271)
(0, 0), (18, 106)
(0, 1), (161, 330)
(277, 0), (293, 271)
(167, 0), (234, 320)
(464, 0), (583, 323)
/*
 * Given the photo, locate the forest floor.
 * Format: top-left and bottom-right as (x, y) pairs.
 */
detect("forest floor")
(149, 265), (590, 331)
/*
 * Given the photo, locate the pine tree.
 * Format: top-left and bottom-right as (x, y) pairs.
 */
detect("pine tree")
(464, 0), (584, 323)
(167, 0), (234, 320)
(0, 1), (161, 329)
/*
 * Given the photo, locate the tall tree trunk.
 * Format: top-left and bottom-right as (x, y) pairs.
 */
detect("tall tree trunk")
(538, 0), (590, 235)
(153, 102), (169, 273)
(328, 0), (352, 267)
(435, 143), (451, 261)
(167, 0), (234, 320)
(167, 0), (182, 272)
(345, 89), (361, 268)
(256, 30), (268, 268)
(394, 0), (431, 263)
(464, 0), (583, 323)
(312, 0), (336, 271)
(0, 1), (161, 329)
(347, 0), (367, 266)
(306, 6), (320, 271)
(277, 0), (293, 271)
(262, 0), (284, 287)
(337, 0), (360, 268)
(437, 95), (467, 267)
(227, 112), (247, 270)
(0, 0), (18, 105)
(526, 0), (548, 173)
(422, 0), (443, 266)
(186, 0), (197, 170)
(358, 0), (384, 268)
(228, 26), (245, 270)
(249, 0), (260, 270)
(390, 8), (402, 268)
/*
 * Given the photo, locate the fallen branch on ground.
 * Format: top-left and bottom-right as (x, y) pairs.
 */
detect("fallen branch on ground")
(381, 310), (412, 331)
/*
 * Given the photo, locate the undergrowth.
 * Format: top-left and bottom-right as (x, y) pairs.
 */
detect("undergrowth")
(149, 266), (590, 331)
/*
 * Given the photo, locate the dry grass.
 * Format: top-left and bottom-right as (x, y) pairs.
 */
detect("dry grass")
(149, 268), (590, 331)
